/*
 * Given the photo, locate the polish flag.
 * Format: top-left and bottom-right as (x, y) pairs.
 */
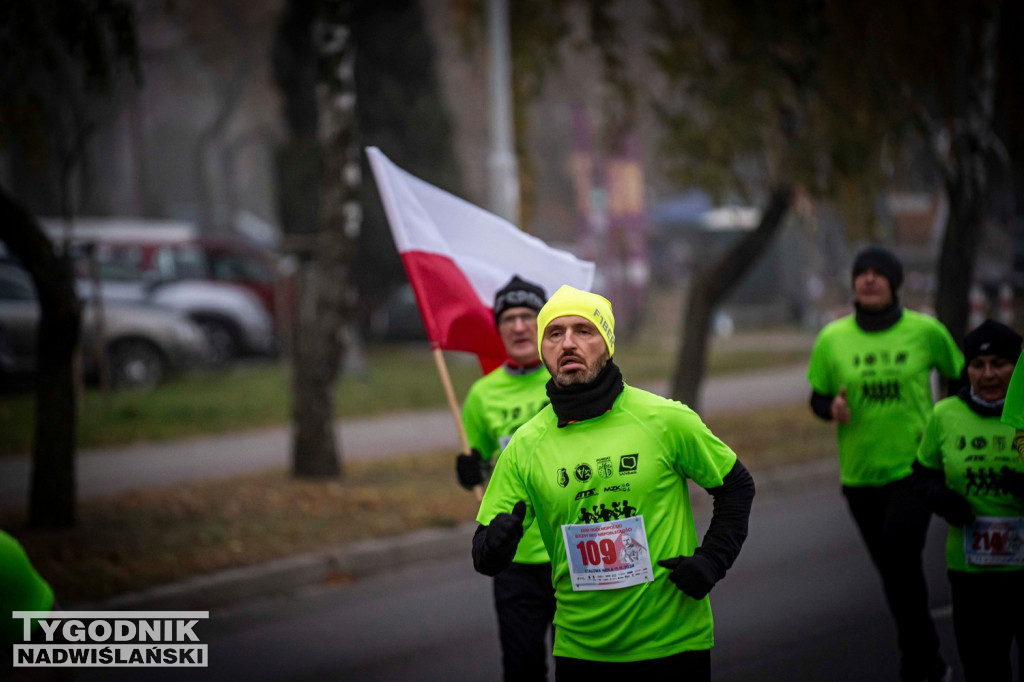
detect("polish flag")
(367, 147), (595, 372)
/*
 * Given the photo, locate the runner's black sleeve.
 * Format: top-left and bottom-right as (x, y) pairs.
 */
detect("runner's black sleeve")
(472, 500), (526, 576)
(910, 460), (975, 526)
(472, 524), (515, 576)
(809, 390), (834, 421)
(695, 459), (755, 582)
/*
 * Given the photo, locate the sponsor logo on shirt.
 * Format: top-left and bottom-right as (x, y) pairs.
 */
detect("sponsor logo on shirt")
(852, 350), (908, 367)
(596, 457), (613, 478)
(861, 380), (902, 404)
(575, 489), (597, 500)
(556, 468), (569, 488)
(956, 434), (1008, 453)
(576, 499), (638, 523)
(574, 463), (593, 482)
(964, 467), (1023, 497)
(619, 454), (639, 475)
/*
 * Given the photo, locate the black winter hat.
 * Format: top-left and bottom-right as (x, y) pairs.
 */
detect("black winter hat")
(493, 275), (546, 324)
(852, 246), (904, 292)
(963, 319), (1022, 364)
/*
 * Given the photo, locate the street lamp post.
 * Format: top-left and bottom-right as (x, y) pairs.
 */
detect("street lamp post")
(487, 0), (519, 225)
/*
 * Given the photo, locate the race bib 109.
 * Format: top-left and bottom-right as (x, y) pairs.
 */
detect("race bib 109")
(561, 515), (654, 591)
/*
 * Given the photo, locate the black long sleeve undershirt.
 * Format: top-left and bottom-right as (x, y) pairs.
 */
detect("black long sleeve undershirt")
(472, 522), (516, 576)
(694, 459), (755, 580)
(810, 390), (834, 421)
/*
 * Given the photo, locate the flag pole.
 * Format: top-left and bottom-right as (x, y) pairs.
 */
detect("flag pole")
(432, 345), (484, 502)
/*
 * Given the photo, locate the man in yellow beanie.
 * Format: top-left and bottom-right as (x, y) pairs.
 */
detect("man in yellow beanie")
(473, 285), (755, 680)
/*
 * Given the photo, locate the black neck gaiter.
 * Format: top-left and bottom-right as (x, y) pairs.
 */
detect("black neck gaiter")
(546, 360), (624, 428)
(854, 300), (903, 332)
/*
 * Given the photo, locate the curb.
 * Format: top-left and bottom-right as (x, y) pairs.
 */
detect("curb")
(85, 458), (839, 611)
(85, 522), (478, 611)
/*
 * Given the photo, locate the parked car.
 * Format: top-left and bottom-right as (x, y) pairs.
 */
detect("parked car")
(76, 277), (277, 366)
(0, 262), (209, 390)
(368, 284), (428, 342)
(43, 217), (291, 325)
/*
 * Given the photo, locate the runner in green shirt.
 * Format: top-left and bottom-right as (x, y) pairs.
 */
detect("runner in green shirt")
(914, 320), (1023, 681)
(455, 275), (555, 682)
(1, 530), (56, 679)
(807, 246), (963, 682)
(1003, 358), (1024, 458)
(473, 285), (754, 680)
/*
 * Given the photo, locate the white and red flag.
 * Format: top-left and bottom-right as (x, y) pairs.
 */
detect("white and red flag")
(367, 147), (595, 372)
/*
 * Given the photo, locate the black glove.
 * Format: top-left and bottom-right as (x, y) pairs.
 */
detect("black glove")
(1001, 467), (1024, 499)
(657, 550), (719, 600)
(932, 488), (975, 527)
(485, 501), (526, 555)
(456, 449), (484, 490)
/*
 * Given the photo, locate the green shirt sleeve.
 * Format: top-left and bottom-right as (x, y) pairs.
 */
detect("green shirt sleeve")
(667, 406), (737, 489)
(929, 319), (965, 379)
(1003, 362), (1024, 431)
(476, 440), (535, 531)
(915, 409), (943, 470)
(1, 531), (54, 646)
(462, 383), (497, 459)
(807, 328), (836, 395)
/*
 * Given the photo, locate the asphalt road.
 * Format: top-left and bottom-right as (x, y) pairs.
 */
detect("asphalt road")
(79, 477), (972, 682)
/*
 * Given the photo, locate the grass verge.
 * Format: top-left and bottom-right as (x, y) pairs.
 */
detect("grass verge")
(0, 335), (813, 456)
(1, 401), (835, 605)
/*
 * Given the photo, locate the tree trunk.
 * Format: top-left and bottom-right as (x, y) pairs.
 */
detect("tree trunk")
(936, 177), (985, 339)
(0, 186), (81, 528)
(289, 0), (360, 478)
(934, 2), (1001, 340)
(670, 186), (793, 410)
(291, 263), (342, 477)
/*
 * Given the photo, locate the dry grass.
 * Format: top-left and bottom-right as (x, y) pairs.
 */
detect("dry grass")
(705, 401), (836, 470)
(2, 402), (837, 605)
(3, 452), (478, 605)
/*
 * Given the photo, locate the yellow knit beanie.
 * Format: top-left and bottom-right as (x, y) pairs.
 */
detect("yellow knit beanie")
(537, 285), (615, 359)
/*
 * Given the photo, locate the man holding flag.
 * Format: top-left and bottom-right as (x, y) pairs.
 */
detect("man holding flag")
(457, 275), (556, 682)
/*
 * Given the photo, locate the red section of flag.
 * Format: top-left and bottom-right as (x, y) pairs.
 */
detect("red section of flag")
(400, 251), (506, 373)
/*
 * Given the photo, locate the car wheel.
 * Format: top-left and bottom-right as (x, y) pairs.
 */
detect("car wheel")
(195, 318), (237, 366)
(108, 339), (165, 390)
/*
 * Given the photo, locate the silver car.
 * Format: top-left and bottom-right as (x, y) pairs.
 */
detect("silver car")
(0, 262), (209, 390)
(76, 277), (277, 366)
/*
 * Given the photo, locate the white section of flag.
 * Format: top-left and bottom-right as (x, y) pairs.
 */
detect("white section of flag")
(367, 146), (595, 306)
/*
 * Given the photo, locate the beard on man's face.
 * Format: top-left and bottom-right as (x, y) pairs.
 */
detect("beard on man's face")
(549, 351), (608, 388)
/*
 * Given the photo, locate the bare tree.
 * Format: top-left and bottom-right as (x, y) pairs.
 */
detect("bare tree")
(273, 0), (360, 477)
(915, 2), (1006, 337)
(0, 0), (139, 527)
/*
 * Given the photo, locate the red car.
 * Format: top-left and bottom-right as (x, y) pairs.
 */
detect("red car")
(47, 218), (294, 330)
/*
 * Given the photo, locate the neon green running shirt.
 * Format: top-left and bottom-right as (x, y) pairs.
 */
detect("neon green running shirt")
(917, 396), (1023, 572)
(807, 310), (964, 486)
(1003, 363), (1024, 431)
(463, 363), (551, 564)
(1, 531), (54, 646)
(478, 384), (738, 662)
